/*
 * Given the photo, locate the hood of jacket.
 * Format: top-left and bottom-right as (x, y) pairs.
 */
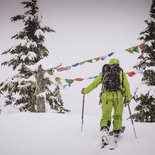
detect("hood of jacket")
(109, 58), (119, 65)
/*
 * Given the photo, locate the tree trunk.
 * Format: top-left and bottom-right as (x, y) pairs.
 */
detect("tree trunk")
(35, 65), (46, 112)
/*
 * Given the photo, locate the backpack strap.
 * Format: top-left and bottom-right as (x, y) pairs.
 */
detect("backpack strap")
(119, 67), (125, 95)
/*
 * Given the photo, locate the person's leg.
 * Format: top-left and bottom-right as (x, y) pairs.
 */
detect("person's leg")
(100, 99), (113, 130)
(100, 99), (113, 145)
(113, 94), (124, 132)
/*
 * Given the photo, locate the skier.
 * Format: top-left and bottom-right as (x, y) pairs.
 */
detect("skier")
(81, 58), (131, 146)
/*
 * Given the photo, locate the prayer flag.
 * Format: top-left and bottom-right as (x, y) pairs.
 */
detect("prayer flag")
(132, 46), (139, 53)
(125, 48), (134, 54)
(127, 71), (136, 77)
(74, 78), (84, 81)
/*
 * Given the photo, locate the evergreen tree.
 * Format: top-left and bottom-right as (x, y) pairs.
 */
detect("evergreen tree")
(133, 0), (155, 122)
(0, 0), (69, 113)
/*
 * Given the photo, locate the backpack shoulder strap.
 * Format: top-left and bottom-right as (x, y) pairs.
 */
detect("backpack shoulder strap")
(119, 67), (125, 94)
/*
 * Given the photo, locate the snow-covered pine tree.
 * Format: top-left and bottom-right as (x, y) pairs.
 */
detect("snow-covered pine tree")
(133, 0), (155, 122)
(0, 0), (69, 113)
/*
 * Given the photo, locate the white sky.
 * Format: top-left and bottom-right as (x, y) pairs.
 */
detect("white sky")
(0, 0), (152, 115)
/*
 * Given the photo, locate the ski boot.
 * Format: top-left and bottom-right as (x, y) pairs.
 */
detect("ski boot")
(113, 130), (121, 141)
(101, 127), (109, 147)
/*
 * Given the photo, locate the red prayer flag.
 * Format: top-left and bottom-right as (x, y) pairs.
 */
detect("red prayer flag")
(94, 57), (100, 61)
(56, 67), (64, 72)
(127, 71), (136, 77)
(139, 44), (145, 51)
(74, 78), (84, 81)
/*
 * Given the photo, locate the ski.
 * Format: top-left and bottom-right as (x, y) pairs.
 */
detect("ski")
(109, 126), (126, 150)
(101, 126), (126, 149)
(109, 136), (118, 150)
(101, 128), (109, 148)
(101, 143), (108, 148)
(101, 132), (110, 148)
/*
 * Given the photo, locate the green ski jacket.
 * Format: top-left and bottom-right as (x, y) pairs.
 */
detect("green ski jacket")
(83, 59), (131, 103)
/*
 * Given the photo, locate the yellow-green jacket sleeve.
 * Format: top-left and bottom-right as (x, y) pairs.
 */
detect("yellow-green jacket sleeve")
(123, 72), (131, 102)
(84, 72), (102, 94)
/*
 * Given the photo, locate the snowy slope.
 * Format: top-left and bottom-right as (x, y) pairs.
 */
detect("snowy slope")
(0, 112), (155, 155)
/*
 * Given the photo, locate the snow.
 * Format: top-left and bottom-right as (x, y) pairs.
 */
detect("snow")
(35, 29), (44, 38)
(24, 14), (34, 21)
(0, 105), (20, 115)
(134, 82), (155, 98)
(0, 111), (155, 155)
(0, 0), (154, 155)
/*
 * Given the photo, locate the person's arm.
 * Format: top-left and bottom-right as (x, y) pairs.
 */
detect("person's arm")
(83, 72), (102, 94)
(123, 72), (132, 103)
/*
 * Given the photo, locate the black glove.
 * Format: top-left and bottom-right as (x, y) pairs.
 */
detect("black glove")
(124, 97), (130, 106)
(81, 88), (85, 94)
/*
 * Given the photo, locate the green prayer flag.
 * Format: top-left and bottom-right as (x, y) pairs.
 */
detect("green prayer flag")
(47, 69), (53, 75)
(87, 59), (93, 63)
(65, 79), (74, 86)
(132, 46), (139, 53)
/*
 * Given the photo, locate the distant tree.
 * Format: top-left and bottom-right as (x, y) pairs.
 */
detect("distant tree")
(0, 0), (69, 113)
(133, 0), (155, 122)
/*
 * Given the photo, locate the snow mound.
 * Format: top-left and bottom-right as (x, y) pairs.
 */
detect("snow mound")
(1, 105), (20, 115)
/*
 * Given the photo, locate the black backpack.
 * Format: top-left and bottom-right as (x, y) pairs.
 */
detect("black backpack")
(101, 64), (123, 92)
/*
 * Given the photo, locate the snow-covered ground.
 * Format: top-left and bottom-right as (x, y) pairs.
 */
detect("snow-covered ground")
(0, 108), (155, 155)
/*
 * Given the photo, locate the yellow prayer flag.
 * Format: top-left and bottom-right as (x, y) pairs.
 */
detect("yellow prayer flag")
(125, 48), (134, 54)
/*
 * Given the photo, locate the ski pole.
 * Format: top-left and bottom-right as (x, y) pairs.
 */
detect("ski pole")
(127, 104), (137, 139)
(81, 94), (85, 132)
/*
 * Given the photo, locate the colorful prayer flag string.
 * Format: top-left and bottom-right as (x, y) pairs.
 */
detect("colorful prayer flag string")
(53, 69), (144, 88)
(55, 52), (115, 72)
(47, 43), (147, 74)
(125, 43), (149, 54)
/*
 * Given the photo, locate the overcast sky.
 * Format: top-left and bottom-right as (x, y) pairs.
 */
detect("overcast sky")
(0, 0), (152, 115)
